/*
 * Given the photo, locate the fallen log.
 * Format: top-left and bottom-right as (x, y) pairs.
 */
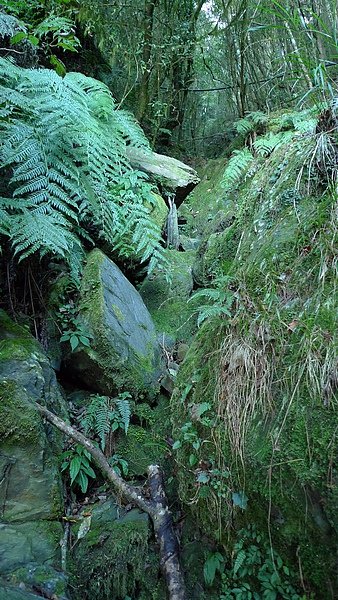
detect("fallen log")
(35, 403), (186, 600)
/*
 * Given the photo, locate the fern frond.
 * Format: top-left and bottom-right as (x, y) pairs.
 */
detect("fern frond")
(222, 148), (254, 191)
(0, 11), (26, 38)
(233, 549), (246, 575)
(116, 398), (131, 434)
(0, 56), (165, 274)
(234, 111), (268, 135)
(83, 395), (110, 451)
(253, 131), (294, 157)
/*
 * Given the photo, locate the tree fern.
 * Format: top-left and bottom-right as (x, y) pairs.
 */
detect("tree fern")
(222, 148), (254, 191)
(0, 57), (167, 275)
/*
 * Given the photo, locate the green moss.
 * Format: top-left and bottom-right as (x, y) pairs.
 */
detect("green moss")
(170, 124), (337, 596)
(0, 310), (40, 362)
(111, 303), (124, 322)
(71, 509), (151, 600)
(116, 424), (168, 476)
(0, 380), (42, 445)
(75, 248), (159, 395)
(139, 249), (197, 341)
(11, 565), (67, 597)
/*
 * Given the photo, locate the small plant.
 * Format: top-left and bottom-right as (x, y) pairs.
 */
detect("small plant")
(220, 525), (303, 600)
(189, 276), (235, 327)
(61, 443), (96, 493)
(82, 392), (132, 453)
(59, 302), (93, 351)
(109, 454), (129, 477)
(204, 551), (225, 586)
(222, 148), (254, 191)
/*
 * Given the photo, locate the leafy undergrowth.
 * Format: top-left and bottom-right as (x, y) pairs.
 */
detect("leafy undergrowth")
(171, 105), (337, 598)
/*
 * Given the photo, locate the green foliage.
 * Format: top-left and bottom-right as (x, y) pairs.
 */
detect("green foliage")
(188, 276), (235, 327)
(234, 112), (269, 136)
(59, 302), (93, 351)
(222, 149), (254, 191)
(220, 526), (302, 600)
(0, 57), (167, 275)
(109, 453), (129, 477)
(253, 131), (294, 157)
(61, 443), (96, 493)
(204, 552), (225, 586)
(82, 392), (132, 451)
(0, 11), (26, 37)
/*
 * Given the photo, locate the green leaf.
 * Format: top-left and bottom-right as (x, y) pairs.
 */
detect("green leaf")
(197, 471), (210, 484)
(79, 335), (91, 347)
(69, 455), (82, 482)
(180, 383), (192, 404)
(70, 334), (79, 351)
(204, 552), (224, 586)
(50, 54), (66, 77)
(189, 453), (198, 467)
(232, 491), (248, 510)
(60, 333), (71, 342)
(76, 469), (89, 493)
(11, 32), (27, 44)
(81, 465), (96, 479)
(172, 440), (181, 450)
(27, 34), (39, 46)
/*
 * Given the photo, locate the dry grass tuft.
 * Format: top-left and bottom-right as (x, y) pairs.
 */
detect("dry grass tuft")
(215, 326), (274, 464)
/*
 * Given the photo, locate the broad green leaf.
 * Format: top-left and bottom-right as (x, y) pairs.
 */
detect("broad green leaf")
(70, 334), (79, 351)
(197, 471), (210, 484)
(11, 32), (27, 44)
(76, 469), (88, 493)
(69, 455), (82, 482)
(232, 491), (248, 510)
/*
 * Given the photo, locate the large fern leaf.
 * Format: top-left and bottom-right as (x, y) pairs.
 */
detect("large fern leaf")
(0, 57), (167, 275)
(222, 148), (254, 191)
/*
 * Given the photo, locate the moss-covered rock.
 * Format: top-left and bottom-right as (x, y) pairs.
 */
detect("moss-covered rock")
(170, 128), (338, 597)
(139, 248), (197, 342)
(126, 147), (200, 203)
(0, 310), (68, 597)
(67, 249), (164, 396)
(70, 498), (165, 600)
(148, 191), (168, 230)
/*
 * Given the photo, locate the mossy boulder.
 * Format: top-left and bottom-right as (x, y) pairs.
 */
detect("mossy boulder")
(170, 128), (338, 597)
(0, 310), (68, 597)
(126, 147), (199, 204)
(67, 249), (164, 396)
(148, 191), (168, 231)
(70, 498), (165, 599)
(139, 249), (197, 342)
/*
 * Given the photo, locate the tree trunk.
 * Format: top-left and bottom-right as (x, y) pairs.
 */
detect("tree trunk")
(35, 403), (187, 600)
(138, 0), (158, 123)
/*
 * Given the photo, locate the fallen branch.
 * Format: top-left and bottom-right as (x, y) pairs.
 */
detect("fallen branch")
(35, 403), (186, 600)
